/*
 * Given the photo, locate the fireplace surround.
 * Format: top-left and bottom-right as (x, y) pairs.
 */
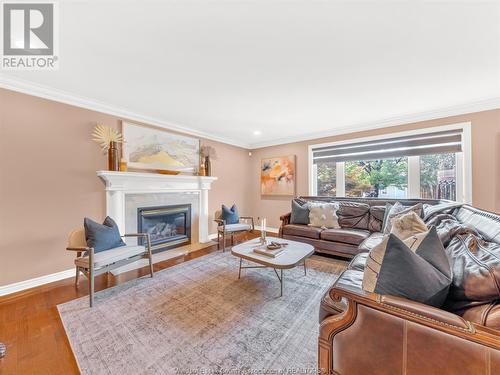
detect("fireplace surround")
(97, 171), (217, 247)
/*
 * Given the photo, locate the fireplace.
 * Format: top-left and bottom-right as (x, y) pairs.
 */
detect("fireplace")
(137, 204), (191, 252)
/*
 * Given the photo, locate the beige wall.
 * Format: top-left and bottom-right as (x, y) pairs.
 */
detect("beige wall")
(0, 88), (250, 286)
(249, 109), (500, 228)
(1, 87), (499, 287)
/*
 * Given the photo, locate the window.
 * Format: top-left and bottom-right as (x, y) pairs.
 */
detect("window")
(316, 160), (336, 196)
(309, 124), (471, 202)
(420, 153), (456, 201)
(345, 158), (408, 198)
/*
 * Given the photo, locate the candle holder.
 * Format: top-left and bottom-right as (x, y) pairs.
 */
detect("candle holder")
(260, 218), (267, 245)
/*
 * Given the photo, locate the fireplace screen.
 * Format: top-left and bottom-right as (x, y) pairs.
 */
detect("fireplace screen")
(137, 204), (191, 251)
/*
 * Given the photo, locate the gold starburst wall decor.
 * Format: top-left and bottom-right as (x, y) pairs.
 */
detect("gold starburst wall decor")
(92, 124), (124, 153)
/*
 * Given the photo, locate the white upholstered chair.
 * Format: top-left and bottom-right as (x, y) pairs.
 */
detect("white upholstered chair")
(214, 211), (254, 251)
(66, 229), (154, 307)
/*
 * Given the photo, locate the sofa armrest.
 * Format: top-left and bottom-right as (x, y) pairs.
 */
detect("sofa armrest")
(325, 279), (499, 346)
(319, 284), (500, 375)
(280, 212), (291, 225)
(279, 213), (291, 237)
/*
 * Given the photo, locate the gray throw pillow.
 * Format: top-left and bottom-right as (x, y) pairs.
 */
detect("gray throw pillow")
(290, 198), (309, 225)
(363, 226), (452, 307)
(221, 204), (239, 224)
(84, 216), (126, 253)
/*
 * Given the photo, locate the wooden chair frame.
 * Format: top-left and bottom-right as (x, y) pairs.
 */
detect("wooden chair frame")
(66, 233), (154, 307)
(214, 216), (255, 252)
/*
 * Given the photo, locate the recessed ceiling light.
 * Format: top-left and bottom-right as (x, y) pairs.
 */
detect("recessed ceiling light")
(253, 130), (262, 136)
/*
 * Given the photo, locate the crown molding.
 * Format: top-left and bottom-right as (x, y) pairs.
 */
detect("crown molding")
(2, 75), (498, 150)
(248, 97), (500, 149)
(0, 75), (251, 149)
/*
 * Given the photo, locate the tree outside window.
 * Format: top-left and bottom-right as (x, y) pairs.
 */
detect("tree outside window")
(316, 160), (336, 196)
(345, 158), (408, 198)
(420, 153), (456, 200)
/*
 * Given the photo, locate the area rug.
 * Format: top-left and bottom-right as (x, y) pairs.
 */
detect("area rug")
(58, 252), (346, 374)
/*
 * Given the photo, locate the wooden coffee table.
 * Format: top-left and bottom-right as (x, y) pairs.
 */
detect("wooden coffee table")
(231, 237), (314, 296)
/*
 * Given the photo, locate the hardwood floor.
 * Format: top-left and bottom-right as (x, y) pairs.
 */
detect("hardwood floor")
(0, 232), (257, 374)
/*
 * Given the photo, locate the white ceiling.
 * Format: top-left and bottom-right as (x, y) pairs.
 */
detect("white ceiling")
(1, 1), (499, 149)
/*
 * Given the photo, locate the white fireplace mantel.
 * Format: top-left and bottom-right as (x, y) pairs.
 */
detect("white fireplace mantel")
(97, 171), (218, 243)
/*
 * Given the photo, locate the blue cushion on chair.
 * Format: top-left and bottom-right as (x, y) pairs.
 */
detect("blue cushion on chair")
(84, 216), (126, 253)
(221, 204), (240, 225)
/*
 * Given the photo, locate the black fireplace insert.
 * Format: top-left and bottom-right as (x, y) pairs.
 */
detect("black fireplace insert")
(137, 204), (191, 252)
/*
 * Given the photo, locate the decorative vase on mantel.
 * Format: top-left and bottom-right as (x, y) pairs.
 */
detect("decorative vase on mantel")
(108, 141), (120, 171)
(204, 156), (212, 177)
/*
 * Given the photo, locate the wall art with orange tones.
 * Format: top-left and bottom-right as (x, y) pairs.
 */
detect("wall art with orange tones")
(260, 155), (296, 195)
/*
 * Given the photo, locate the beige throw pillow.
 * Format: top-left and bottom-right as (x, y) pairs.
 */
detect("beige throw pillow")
(390, 211), (428, 240)
(308, 202), (340, 229)
(383, 202), (423, 234)
(363, 211), (428, 292)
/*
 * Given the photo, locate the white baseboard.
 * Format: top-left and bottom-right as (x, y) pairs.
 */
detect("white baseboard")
(0, 268), (75, 297)
(0, 227), (282, 297)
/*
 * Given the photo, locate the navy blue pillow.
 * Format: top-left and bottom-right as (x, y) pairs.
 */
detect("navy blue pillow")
(221, 204), (239, 224)
(84, 216), (126, 253)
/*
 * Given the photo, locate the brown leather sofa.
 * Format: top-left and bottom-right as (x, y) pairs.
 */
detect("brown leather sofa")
(317, 204), (500, 375)
(279, 196), (446, 258)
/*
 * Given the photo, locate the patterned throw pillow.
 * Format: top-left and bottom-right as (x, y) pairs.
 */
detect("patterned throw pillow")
(364, 212), (429, 291)
(307, 202), (340, 229)
(383, 202), (423, 234)
(362, 226), (452, 307)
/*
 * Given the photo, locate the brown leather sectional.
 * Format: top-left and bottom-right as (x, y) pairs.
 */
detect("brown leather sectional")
(279, 196), (445, 258)
(279, 197), (500, 374)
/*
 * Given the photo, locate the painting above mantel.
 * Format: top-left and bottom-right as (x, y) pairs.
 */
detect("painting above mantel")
(122, 121), (200, 174)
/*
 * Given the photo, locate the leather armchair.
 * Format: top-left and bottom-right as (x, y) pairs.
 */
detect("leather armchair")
(318, 270), (500, 375)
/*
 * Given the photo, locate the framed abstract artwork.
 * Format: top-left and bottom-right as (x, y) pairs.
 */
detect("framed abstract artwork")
(260, 155), (296, 195)
(122, 122), (200, 173)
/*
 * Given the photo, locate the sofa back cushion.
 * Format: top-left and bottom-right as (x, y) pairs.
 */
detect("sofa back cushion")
(444, 234), (500, 313)
(337, 201), (371, 230)
(454, 205), (500, 243)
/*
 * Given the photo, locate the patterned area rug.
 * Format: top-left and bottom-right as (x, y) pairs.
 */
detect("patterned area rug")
(58, 252), (346, 374)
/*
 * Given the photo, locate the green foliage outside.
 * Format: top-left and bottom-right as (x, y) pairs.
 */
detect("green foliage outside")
(420, 153), (456, 199)
(316, 153), (456, 199)
(345, 158), (407, 197)
(317, 161), (336, 196)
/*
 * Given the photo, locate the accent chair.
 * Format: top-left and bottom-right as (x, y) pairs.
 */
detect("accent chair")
(214, 211), (254, 251)
(66, 228), (154, 307)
